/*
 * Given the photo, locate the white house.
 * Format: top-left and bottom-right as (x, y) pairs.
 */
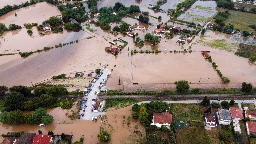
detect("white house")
(204, 113), (217, 127)
(151, 112), (172, 128)
(217, 109), (232, 125)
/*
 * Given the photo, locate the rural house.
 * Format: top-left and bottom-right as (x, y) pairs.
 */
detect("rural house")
(230, 107), (244, 120)
(32, 134), (53, 144)
(151, 112), (172, 128)
(246, 121), (256, 135)
(204, 112), (217, 127)
(245, 110), (256, 120)
(217, 109), (232, 125)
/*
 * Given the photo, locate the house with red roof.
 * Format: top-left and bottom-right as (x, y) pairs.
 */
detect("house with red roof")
(32, 134), (53, 144)
(160, 23), (166, 29)
(202, 51), (210, 58)
(230, 107), (244, 120)
(151, 112), (172, 128)
(246, 121), (256, 135)
(245, 110), (256, 120)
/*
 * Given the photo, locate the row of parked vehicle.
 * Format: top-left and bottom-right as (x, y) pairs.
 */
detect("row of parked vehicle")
(78, 100), (87, 119)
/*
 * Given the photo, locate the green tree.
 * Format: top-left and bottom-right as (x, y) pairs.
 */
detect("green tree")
(229, 99), (235, 106)
(201, 28), (206, 35)
(201, 96), (210, 106)
(33, 108), (47, 123)
(46, 86), (68, 97)
(87, 0), (97, 8)
(9, 86), (31, 97)
(132, 112), (139, 119)
(34, 86), (47, 96)
(64, 22), (73, 30)
(0, 86), (8, 96)
(0, 110), (24, 124)
(4, 92), (25, 111)
(119, 22), (129, 32)
(0, 23), (7, 35)
(112, 25), (120, 32)
(241, 82), (253, 93)
(132, 103), (140, 112)
(176, 80), (190, 93)
(97, 130), (111, 142)
(47, 16), (62, 27)
(39, 94), (57, 108)
(221, 101), (229, 109)
(211, 102), (221, 108)
(41, 114), (54, 125)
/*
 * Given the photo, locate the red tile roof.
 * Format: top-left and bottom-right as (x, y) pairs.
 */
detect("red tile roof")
(160, 23), (166, 29)
(230, 107), (243, 119)
(246, 110), (256, 119)
(153, 112), (172, 124)
(248, 122), (256, 134)
(32, 134), (52, 144)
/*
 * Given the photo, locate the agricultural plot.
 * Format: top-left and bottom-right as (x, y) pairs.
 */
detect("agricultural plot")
(178, 1), (217, 26)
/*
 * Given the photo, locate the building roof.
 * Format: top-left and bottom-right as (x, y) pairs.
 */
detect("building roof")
(17, 133), (36, 144)
(153, 112), (172, 124)
(248, 122), (256, 134)
(218, 109), (232, 120)
(160, 23), (166, 29)
(2, 137), (16, 144)
(32, 134), (52, 144)
(230, 107), (244, 119)
(246, 110), (256, 119)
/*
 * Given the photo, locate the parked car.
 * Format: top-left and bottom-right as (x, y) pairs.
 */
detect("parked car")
(78, 115), (81, 119)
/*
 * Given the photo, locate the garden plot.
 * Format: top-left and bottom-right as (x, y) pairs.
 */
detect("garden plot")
(178, 1), (217, 26)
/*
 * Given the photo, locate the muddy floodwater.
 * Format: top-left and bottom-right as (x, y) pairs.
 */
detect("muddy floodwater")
(178, 1), (217, 25)
(0, 2), (61, 26)
(0, 0), (29, 8)
(0, 106), (145, 144)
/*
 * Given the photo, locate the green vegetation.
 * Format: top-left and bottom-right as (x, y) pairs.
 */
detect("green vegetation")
(0, 86), (8, 96)
(47, 16), (62, 27)
(0, 108), (54, 125)
(52, 74), (66, 79)
(235, 44), (256, 62)
(58, 3), (88, 23)
(105, 98), (137, 109)
(27, 29), (33, 36)
(176, 127), (210, 144)
(241, 82), (253, 93)
(2, 131), (24, 137)
(219, 125), (236, 143)
(85, 24), (94, 32)
(19, 40), (79, 58)
(24, 23), (38, 29)
(170, 104), (203, 123)
(176, 80), (190, 94)
(144, 33), (161, 45)
(138, 14), (149, 24)
(168, 0), (197, 18)
(135, 37), (144, 47)
(64, 22), (82, 32)
(8, 24), (22, 31)
(203, 39), (236, 52)
(195, 5), (212, 11)
(223, 10), (256, 33)
(98, 130), (111, 142)
(217, 0), (234, 9)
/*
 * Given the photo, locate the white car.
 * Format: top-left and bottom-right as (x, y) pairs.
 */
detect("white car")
(39, 124), (45, 127)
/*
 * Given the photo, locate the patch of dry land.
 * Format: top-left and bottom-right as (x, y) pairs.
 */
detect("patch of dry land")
(0, 105), (145, 144)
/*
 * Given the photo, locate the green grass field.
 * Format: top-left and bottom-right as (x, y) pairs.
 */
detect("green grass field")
(176, 127), (211, 144)
(223, 10), (256, 33)
(170, 104), (203, 123)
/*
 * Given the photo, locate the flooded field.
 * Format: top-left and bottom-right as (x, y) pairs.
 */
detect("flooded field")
(160, 0), (185, 11)
(0, 2), (61, 26)
(178, 1), (217, 25)
(0, 0), (29, 8)
(0, 105), (144, 143)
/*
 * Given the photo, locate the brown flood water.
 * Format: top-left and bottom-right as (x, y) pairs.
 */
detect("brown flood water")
(0, 106), (145, 144)
(0, 2), (61, 26)
(0, 0), (29, 9)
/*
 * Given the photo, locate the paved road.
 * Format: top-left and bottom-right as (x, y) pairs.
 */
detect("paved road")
(79, 68), (111, 120)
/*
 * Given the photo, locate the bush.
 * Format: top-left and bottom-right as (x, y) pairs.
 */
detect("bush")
(52, 74), (66, 79)
(201, 96), (210, 106)
(97, 130), (111, 142)
(8, 24), (22, 31)
(241, 82), (253, 93)
(221, 101), (229, 109)
(211, 102), (221, 108)
(132, 112), (139, 119)
(95, 69), (101, 74)
(221, 77), (230, 84)
(132, 103), (140, 112)
(176, 80), (190, 94)
(27, 29), (33, 36)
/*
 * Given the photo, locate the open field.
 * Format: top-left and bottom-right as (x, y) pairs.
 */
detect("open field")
(0, 2), (61, 26)
(176, 127), (211, 144)
(220, 9), (256, 33)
